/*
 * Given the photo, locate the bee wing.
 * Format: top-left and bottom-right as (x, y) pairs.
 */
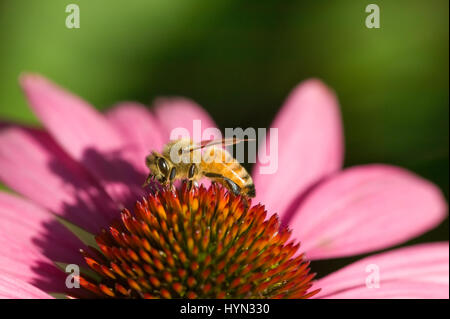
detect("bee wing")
(182, 138), (255, 153)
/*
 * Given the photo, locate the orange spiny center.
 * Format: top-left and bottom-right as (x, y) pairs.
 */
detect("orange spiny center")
(78, 183), (319, 299)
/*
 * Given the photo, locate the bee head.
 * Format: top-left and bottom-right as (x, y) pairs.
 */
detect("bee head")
(145, 151), (172, 184)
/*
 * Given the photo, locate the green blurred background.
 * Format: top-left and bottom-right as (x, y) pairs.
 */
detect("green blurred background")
(0, 0), (448, 275)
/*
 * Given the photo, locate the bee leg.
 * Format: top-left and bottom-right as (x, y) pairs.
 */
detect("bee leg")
(187, 179), (193, 191)
(188, 164), (197, 179)
(210, 180), (218, 192)
(224, 178), (241, 196)
(204, 173), (241, 196)
(142, 174), (153, 187)
(188, 164), (200, 191)
(185, 178), (199, 191)
(168, 167), (177, 192)
(167, 180), (174, 192)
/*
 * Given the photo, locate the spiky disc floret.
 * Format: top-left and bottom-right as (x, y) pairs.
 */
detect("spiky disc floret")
(79, 183), (319, 299)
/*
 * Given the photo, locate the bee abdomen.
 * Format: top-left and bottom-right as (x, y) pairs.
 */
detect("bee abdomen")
(202, 147), (255, 197)
(234, 169), (255, 197)
(244, 183), (256, 197)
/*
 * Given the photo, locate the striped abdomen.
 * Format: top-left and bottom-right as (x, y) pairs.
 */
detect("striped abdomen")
(200, 147), (255, 197)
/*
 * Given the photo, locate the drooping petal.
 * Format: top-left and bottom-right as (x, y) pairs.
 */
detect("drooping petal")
(0, 254), (67, 296)
(252, 79), (344, 219)
(0, 126), (116, 232)
(107, 102), (165, 171)
(153, 97), (218, 142)
(314, 242), (449, 299)
(0, 275), (53, 299)
(291, 165), (447, 260)
(0, 191), (86, 293)
(20, 74), (144, 207)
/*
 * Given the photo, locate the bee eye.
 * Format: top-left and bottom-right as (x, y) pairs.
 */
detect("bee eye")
(157, 157), (169, 176)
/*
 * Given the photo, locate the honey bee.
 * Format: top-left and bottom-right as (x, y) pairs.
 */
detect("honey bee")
(144, 138), (255, 197)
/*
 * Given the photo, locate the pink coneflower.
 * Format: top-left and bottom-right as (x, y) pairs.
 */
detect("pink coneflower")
(0, 74), (447, 299)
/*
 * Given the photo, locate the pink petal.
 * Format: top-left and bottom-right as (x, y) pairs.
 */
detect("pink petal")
(153, 97), (218, 143)
(291, 165), (447, 260)
(319, 281), (449, 299)
(0, 126), (115, 232)
(0, 254), (66, 296)
(252, 79), (344, 219)
(314, 242), (449, 299)
(106, 103), (165, 172)
(0, 274), (53, 299)
(20, 74), (144, 206)
(0, 191), (86, 293)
